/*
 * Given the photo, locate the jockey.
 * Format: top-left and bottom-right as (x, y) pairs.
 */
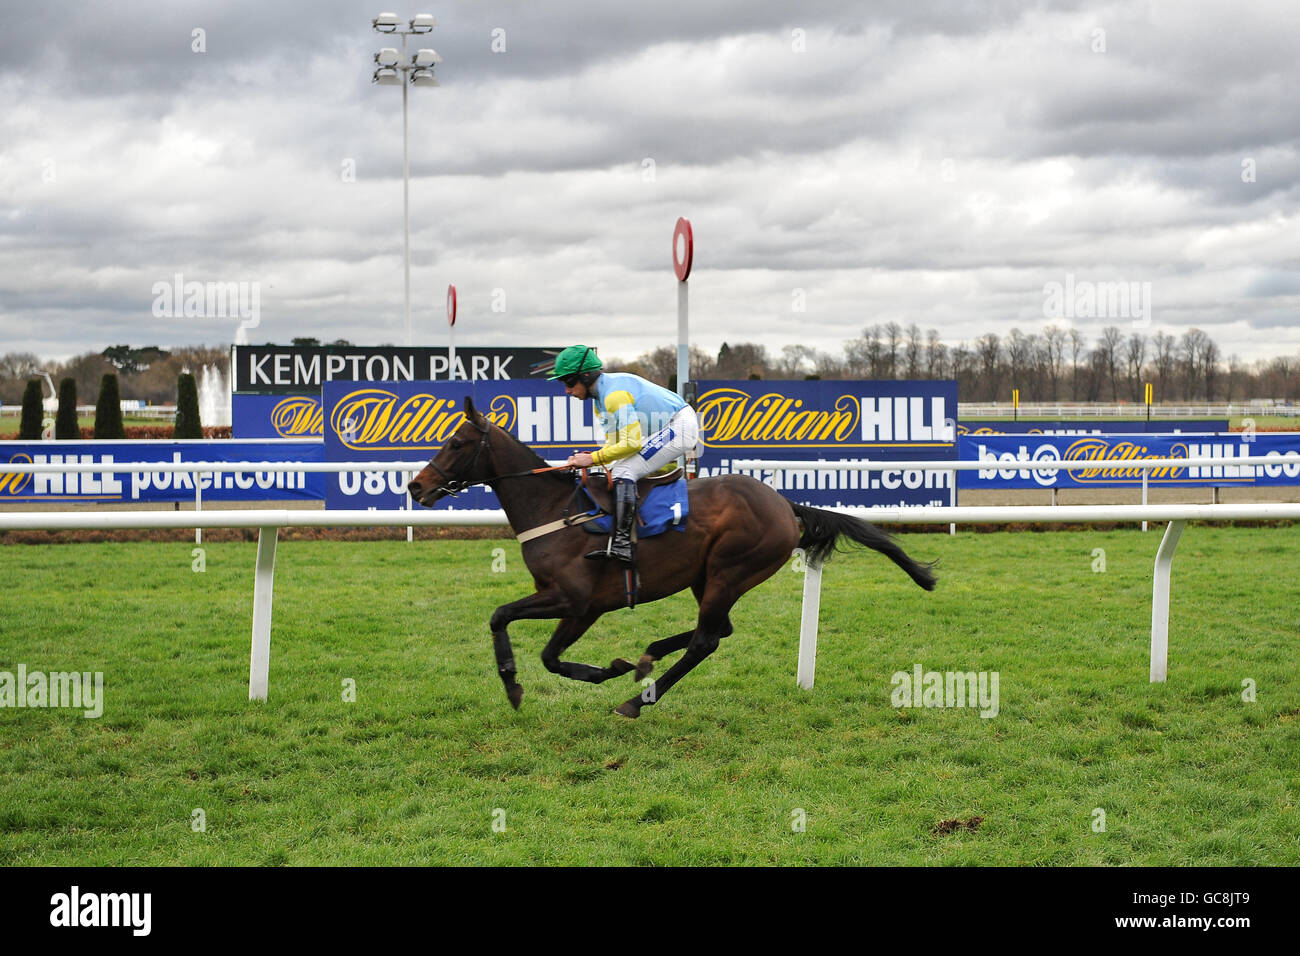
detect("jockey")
(549, 344), (700, 563)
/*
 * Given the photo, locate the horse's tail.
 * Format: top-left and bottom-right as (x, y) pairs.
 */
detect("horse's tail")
(789, 502), (937, 591)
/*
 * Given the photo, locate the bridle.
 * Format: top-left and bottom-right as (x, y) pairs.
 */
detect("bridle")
(428, 416), (492, 497)
(426, 416), (573, 498)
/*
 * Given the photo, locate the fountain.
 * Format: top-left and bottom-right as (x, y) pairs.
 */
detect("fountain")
(198, 364), (231, 427)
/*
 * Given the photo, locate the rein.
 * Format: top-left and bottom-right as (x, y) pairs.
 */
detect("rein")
(427, 421), (600, 544)
(429, 419), (573, 498)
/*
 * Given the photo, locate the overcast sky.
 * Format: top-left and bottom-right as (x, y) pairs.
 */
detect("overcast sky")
(1, 0), (1297, 368)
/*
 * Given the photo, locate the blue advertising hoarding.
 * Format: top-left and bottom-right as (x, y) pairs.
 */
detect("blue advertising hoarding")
(233, 393), (324, 439)
(692, 380), (958, 508)
(0, 441), (325, 504)
(322, 379), (959, 510)
(322, 380), (600, 510)
(958, 433), (1300, 489)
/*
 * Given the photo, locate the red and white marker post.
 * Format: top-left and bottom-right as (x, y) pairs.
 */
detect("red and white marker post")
(673, 218), (693, 397)
(446, 283), (457, 380)
(673, 218), (697, 479)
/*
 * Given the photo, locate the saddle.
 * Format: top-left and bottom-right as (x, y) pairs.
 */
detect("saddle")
(576, 466), (686, 612)
(579, 466), (684, 515)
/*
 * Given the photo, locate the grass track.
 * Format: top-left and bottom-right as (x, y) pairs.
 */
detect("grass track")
(0, 526), (1297, 865)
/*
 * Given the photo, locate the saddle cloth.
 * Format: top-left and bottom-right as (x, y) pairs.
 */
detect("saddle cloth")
(577, 476), (690, 539)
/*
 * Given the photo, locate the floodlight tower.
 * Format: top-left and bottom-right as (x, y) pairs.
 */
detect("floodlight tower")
(372, 12), (442, 347)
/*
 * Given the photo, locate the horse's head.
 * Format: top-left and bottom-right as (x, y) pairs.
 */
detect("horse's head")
(407, 397), (494, 507)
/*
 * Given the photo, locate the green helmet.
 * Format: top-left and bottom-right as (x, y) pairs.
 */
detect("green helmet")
(547, 345), (603, 380)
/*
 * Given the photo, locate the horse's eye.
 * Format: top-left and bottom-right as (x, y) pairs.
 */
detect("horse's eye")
(449, 438), (465, 449)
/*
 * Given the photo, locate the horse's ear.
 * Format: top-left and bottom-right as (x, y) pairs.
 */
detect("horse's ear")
(464, 395), (483, 424)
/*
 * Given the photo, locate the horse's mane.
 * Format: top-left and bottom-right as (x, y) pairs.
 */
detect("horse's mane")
(488, 420), (575, 484)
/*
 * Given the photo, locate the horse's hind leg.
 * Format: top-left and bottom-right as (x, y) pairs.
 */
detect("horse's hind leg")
(541, 613), (637, 684)
(635, 618), (733, 680)
(615, 598), (735, 719)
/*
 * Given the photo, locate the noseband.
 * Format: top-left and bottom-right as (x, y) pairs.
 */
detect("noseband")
(428, 417), (491, 497)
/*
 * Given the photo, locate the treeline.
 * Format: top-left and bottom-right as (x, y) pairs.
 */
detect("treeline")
(4, 327), (1296, 406)
(0, 345), (230, 406)
(609, 324), (1298, 403)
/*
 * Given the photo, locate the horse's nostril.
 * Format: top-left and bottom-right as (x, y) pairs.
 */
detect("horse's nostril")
(407, 482), (422, 496)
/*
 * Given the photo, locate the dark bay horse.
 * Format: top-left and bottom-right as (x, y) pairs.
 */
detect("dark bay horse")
(407, 398), (936, 718)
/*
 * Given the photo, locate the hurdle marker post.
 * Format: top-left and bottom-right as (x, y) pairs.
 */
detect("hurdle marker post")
(249, 526), (279, 701)
(797, 555), (822, 689)
(1150, 519), (1185, 683)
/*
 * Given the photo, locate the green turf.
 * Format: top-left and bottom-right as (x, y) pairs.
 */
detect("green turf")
(0, 527), (1296, 865)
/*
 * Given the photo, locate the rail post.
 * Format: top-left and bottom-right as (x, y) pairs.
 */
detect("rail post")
(249, 526), (279, 701)
(1150, 519), (1185, 683)
(797, 555), (823, 689)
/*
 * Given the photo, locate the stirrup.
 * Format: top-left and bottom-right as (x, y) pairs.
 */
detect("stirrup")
(585, 539), (634, 563)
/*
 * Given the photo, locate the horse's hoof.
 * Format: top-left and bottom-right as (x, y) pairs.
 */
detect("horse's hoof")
(608, 658), (635, 676)
(507, 684), (525, 710)
(613, 701), (641, 719)
(634, 655), (655, 680)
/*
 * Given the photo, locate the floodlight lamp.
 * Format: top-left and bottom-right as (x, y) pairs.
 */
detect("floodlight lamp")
(412, 48), (441, 67)
(410, 69), (439, 87)
(373, 67), (402, 85)
(372, 12), (400, 32)
(374, 47), (400, 67)
(410, 14), (436, 32)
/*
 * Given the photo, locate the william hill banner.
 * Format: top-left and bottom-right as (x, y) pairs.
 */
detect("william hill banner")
(322, 380), (600, 510)
(233, 394), (325, 439)
(322, 379), (958, 510)
(695, 380), (957, 508)
(959, 433), (1300, 489)
(0, 441), (324, 504)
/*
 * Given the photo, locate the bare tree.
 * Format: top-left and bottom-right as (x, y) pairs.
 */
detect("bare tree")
(1152, 331), (1177, 401)
(1179, 329), (1207, 401)
(843, 326), (882, 378)
(1201, 339), (1220, 401)
(1042, 325), (1066, 401)
(1068, 328), (1087, 402)
(924, 329), (947, 379)
(976, 333), (1002, 402)
(714, 342), (769, 379)
(813, 350), (846, 380)
(904, 323), (923, 378)
(1261, 355), (1294, 401)
(1225, 354), (1243, 402)
(1125, 333), (1146, 403)
(1097, 326), (1123, 401)
(948, 342), (973, 387)
(1005, 329), (1034, 397)
(883, 322), (902, 378)
(628, 346), (677, 385)
(622, 345), (715, 386)
(0, 352), (43, 404)
(777, 344), (815, 378)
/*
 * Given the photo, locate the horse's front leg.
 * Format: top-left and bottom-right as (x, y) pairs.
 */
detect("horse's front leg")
(540, 612), (637, 683)
(489, 589), (579, 709)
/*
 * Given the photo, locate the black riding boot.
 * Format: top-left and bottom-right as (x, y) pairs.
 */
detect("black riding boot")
(586, 479), (637, 563)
